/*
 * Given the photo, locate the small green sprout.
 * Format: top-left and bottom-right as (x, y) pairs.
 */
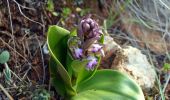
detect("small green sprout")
(62, 7), (72, 19)
(0, 50), (10, 64)
(163, 63), (170, 72)
(46, 0), (59, 16)
(0, 50), (11, 83)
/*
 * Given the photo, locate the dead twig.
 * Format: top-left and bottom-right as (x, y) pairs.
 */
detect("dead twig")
(35, 35), (46, 84)
(163, 73), (170, 93)
(0, 84), (14, 100)
(0, 38), (32, 66)
(13, 0), (44, 27)
(12, 0), (35, 10)
(6, 0), (17, 66)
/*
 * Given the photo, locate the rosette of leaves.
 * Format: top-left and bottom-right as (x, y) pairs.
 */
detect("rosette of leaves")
(47, 17), (144, 100)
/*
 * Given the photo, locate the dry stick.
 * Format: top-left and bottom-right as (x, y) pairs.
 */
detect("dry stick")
(22, 66), (31, 80)
(41, 5), (52, 24)
(163, 74), (170, 93)
(145, 44), (165, 100)
(6, 0), (17, 66)
(41, 14), (46, 36)
(0, 38), (30, 64)
(12, 0), (35, 10)
(5, 62), (27, 85)
(110, 32), (170, 46)
(0, 31), (12, 37)
(15, 2), (44, 27)
(0, 38), (33, 81)
(162, 35), (170, 95)
(155, 0), (170, 94)
(35, 35), (46, 84)
(139, 24), (165, 100)
(159, 0), (170, 10)
(0, 84), (14, 100)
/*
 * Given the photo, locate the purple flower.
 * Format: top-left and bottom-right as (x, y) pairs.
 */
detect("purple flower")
(100, 49), (105, 57)
(86, 44), (105, 57)
(74, 48), (83, 59)
(90, 44), (102, 52)
(86, 56), (98, 70)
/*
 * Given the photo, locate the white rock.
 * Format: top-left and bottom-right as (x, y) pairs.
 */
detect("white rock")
(112, 46), (156, 90)
(101, 35), (156, 90)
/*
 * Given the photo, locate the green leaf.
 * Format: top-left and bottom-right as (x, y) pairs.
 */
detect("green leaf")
(71, 59), (88, 85)
(52, 12), (59, 16)
(71, 57), (101, 85)
(62, 7), (72, 18)
(49, 57), (66, 96)
(4, 63), (11, 82)
(47, 25), (76, 96)
(46, 0), (58, 16)
(70, 28), (77, 37)
(72, 70), (144, 100)
(47, 26), (69, 65)
(163, 63), (170, 71)
(46, 0), (54, 12)
(0, 51), (10, 64)
(66, 53), (74, 78)
(99, 34), (104, 44)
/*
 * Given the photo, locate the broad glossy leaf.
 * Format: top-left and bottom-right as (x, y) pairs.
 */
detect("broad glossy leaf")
(0, 51), (10, 64)
(47, 25), (76, 96)
(72, 70), (144, 100)
(66, 52), (74, 78)
(71, 59), (88, 85)
(49, 57), (66, 96)
(47, 25), (69, 66)
(71, 57), (101, 85)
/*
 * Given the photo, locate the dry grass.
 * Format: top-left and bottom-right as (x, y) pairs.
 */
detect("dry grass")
(106, 0), (170, 99)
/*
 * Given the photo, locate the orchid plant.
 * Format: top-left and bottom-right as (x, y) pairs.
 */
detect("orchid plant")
(47, 17), (144, 100)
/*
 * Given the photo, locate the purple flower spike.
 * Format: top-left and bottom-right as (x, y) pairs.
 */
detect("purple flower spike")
(74, 48), (83, 59)
(78, 17), (102, 40)
(88, 28), (102, 39)
(86, 56), (98, 71)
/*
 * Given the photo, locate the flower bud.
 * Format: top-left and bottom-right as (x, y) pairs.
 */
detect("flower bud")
(78, 17), (102, 40)
(82, 22), (91, 33)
